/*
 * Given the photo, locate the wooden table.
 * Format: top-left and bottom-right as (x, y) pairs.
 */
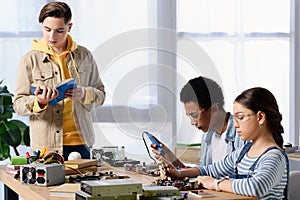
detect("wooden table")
(287, 152), (300, 160)
(0, 164), (257, 200)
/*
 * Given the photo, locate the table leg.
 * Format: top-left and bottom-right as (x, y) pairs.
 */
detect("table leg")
(4, 184), (19, 200)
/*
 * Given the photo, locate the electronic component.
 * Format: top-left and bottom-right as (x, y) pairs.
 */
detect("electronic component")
(91, 149), (104, 166)
(20, 163), (65, 186)
(92, 146), (134, 166)
(21, 165), (36, 184)
(188, 190), (216, 198)
(75, 191), (99, 200)
(124, 163), (160, 176)
(140, 185), (184, 200)
(152, 177), (204, 191)
(80, 179), (142, 197)
(66, 170), (131, 183)
(75, 191), (136, 200)
(158, 160), (171, 178)
(142, 185), (182, 197)
(140, 196), (184, 200)
(111, 159), (140, 167)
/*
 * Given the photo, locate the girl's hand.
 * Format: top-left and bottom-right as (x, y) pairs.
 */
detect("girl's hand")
(197, 176), (215, 190)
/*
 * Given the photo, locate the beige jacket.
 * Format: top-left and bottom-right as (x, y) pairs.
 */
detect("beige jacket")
(14, 44), (105, 154)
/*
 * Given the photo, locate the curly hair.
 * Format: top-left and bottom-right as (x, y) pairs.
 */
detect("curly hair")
(180, 76), (224, 110)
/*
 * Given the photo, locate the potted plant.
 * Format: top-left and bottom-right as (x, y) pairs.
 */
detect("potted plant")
(0, 79), (30, 160)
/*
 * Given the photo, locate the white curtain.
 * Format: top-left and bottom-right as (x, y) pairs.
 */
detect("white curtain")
(176, 0), (291, 144)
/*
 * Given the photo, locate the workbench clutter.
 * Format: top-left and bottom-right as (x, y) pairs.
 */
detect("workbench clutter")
(74, 180), (187, 200)
(7, 148), (66, 186)
(7, 148), (102, 186)
(20, 150), (66, 186)
(91, 145), (140, 167)
(52, 168), (186, 199)
(5, 147), (216, 199)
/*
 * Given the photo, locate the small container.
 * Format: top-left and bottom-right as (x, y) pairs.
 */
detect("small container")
(118, 146), (125, 160)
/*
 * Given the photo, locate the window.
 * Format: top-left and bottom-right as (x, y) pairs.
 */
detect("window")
(177, 0), (291, 144)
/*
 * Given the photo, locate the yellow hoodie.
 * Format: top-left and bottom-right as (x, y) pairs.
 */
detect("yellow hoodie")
(31, 35), (84, 146)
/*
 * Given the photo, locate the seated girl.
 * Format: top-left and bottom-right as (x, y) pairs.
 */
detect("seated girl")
(164, 87), (289, 199)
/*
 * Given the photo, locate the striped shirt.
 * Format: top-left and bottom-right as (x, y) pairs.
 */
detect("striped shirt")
(197, 146), (288, 199)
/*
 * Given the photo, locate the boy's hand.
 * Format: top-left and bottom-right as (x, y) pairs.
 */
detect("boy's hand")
(35, 85), (58, 106)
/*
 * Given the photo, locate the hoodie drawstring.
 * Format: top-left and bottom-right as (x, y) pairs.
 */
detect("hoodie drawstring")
(69, 51), (80, 86)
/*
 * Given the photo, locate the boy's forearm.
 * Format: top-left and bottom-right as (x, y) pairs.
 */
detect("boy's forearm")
(172, 159), (186, 168)
(178, 167), (201, 178)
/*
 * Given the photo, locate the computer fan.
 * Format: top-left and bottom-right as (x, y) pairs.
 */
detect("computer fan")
(21, 165), (37, 185)
(92, 148), (104, 166)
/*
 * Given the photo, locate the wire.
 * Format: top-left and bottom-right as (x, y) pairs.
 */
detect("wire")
(69, 51), (81, 86)
(65, 165), (83, 176)
(40, 152), (64, 164)
(142, 131), (157, 164)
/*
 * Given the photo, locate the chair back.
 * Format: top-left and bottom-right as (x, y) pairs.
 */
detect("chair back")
(288, 171), (300, 200)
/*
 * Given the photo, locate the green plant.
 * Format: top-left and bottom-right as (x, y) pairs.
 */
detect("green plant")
(0, 79), (30, 160)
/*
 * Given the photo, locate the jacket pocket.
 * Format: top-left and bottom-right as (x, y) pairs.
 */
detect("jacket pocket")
(32, 71), (54, 86)
(77, 68), (92, 74)
(77, 68), (92, 86)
